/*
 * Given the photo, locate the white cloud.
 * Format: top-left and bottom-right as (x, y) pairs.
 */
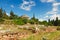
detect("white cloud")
(6, 12), (10, 16)
(40, 0), (55, 2)
(39, 18), (45, 21)
(45, 15), (49, 18)
(20, 0), (35, 11)
(47, 2), (60, 15)
(40, 0), (59, 15)
(40, 0), (60, 20)
(53, 2), (60, 6)
(47, 2), (60, 20)
(47, 11), (57, 14)
(52, 2), (60, 11)
(47, 0), (55, 2)
(11, 5), (14, 8)
(50, 14), (60, 20)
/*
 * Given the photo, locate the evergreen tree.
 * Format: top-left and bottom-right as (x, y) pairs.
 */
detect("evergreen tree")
(48, 19), (50, 23)
(52, 19), (54, 25)
(31, 13), (39, 24)
(31, 13), (35, 20)
(48, 19), (51, 25)
(3, 10), (8, 19)
(54, 17), (58, 26)
(10, 10), (18, 19)
(0, 8), (3, 18)
(10, 10), (15, 19)
(58, 20), (60, 26)
(31, 13), (38, 24)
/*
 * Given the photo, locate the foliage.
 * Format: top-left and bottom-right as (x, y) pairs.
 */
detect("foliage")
(10, 10), (18, 19)
(21, 31), (60, 40)
(42, 38), (47, 40)
(13, 19), (25, 25)
(22, 18), (28, 24)
(48, 17), (60, 26)
(0, 8), (3, 18)
(0, 8), (60, 26)
(2, 10), (9, 19)
(0, 18), (4, 23)
(57, 26), (60, 30)
(29, 20), (35, 24)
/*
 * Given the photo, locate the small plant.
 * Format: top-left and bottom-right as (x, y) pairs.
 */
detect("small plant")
(28, 27), (36, 33)
(42, 37), (47, 40)
(57, 27), (60, 30)
(0, 18), (4, 23)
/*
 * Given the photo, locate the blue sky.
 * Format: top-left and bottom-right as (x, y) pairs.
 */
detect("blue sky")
(0, 0), (60, 21)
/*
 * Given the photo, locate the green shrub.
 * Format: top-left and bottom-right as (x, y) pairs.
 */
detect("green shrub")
(57, 27), (60, 30)
(29, 20), (35, 24)
(0, 18), (4, 23)
(14, 19), (25, 25)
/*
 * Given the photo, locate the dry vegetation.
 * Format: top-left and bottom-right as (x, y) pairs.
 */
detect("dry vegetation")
(0, 23), (60, 40)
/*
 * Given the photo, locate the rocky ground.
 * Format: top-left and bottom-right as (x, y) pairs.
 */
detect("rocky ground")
(0, 24), (38, 40)
(0, 30), (32, 40)
(0, 24), (58, 40)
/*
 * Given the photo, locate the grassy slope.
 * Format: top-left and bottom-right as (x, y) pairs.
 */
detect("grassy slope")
(21, 31), (60, 40)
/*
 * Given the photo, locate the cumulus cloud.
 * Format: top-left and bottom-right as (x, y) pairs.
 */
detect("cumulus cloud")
(39, 18), (45, 21)
(47, 0), (55, 2)
(53, 2), (60, 11)
(11, 5), (14, 8)
(40, 0), (55, 2)
(6, 12), (10, 16)
(53, 2), (60, 6)
(50, 14), (60, 20)
(40, 0), (60, 20)
(20, 0), (35, 11)
(45, 15), (49, 18)
(47, 2), (60, 20)
(47, 2), (60, 14)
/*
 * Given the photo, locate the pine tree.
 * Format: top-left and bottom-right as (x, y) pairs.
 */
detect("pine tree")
(10, 10), (15, 19)
(48, 19), (50, 23)
(52, 19), (54, 25)
(3, 10), (8, 19)
(31, 13), (35, 20)
(0, 8), (3, 18)
(31, 13), (36, 24)
(10, 10), (18, 19)
(54, 17), (58, 26)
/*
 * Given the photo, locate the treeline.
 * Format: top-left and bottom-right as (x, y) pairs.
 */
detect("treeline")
(0, 8), (18, 19)
(48, 17), (60, 26)
(39, 17), (60, 26)
(0, 8), (60, 26)
(0, 8), (39, 25)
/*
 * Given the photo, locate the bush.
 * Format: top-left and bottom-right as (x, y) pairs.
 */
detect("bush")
(14, 19), (25, 25)
(0, 18), (4, 23)
(28, 27), (36, 33)
(42, 37), (47, 40)
(29, 20), (35, 24)
(57, 27), (60, 30)
(22, 19), (28, 24)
